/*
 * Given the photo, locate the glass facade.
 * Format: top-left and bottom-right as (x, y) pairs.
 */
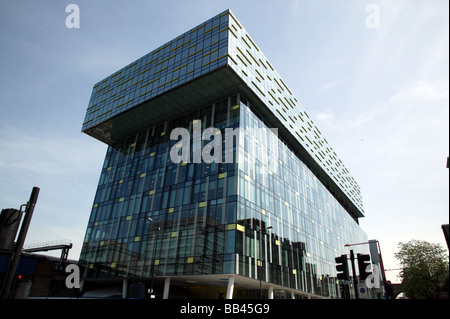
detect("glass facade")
(81, 10), (363, 217)
(80, 94), (368, 298)
(82, 12), (229, 132)
(81, 95), (241, 281)
(80, 10), (369, 298)
(225, 14), (364, 216)
(235, 97), (368, 297)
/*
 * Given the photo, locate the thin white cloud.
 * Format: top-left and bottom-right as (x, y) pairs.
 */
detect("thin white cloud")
(391, 81), (449, 103)
(318, 81), (338, 92)
(351, 80), (449, 128)
(0, 127), (104, 178)
(316, 108), (335, 123)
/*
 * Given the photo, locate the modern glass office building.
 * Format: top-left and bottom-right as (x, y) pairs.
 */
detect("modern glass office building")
(79, 10), (369, 299)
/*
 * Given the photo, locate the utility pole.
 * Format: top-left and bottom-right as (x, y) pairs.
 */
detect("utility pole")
(0, 187), (40, 299)
(350, 250), (359, 299)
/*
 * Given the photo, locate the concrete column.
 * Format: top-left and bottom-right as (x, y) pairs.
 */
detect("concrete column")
(291, 291), (295, 299)
(268, 285), (274, 299)
(226, 276), (235, 299)
(163, 277), (171, 299)
(122, 278), (128, 298)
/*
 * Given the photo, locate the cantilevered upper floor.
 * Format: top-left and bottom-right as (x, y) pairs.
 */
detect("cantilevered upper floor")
(82, 9), (364, 220)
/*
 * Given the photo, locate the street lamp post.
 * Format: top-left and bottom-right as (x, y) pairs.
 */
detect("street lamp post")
(147, 217), (160, 298)
(258, 225), (273, 299)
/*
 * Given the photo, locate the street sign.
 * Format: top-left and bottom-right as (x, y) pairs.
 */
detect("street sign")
(358, 283), (368, 299)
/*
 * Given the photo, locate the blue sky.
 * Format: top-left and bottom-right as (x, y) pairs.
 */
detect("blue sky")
(0, 0), (448, 283)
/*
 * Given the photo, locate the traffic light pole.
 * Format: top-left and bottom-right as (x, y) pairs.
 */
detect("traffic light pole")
(0, 187), (40, 299)
(350, 250), (359, 299)
(345, 240), (387, 292)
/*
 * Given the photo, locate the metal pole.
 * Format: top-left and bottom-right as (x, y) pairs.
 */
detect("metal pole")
(375, 241), (387, 286)
(349, 250), (359, 299)
(147, 218), (160, 298)
(346, 240), (388, 298)
(150, 234), (157, 298)
(259, 225), (272, 299)
(259, 229), (262, 299)
(1, 187), (39, 299)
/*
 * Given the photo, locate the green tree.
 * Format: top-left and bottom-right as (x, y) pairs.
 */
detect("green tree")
(395, 240), (449, 299)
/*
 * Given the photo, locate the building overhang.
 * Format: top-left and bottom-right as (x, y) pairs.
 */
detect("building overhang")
(82, 65), (240, 145)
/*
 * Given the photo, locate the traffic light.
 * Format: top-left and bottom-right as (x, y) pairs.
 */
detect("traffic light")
(335, 254), (349, 280)
(357, 253), (372, 281)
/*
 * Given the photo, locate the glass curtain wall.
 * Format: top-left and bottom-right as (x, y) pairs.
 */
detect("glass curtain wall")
(80, 94), (240, 280)
(79, 92), (368, 298)
(235, 96), (368, 297)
